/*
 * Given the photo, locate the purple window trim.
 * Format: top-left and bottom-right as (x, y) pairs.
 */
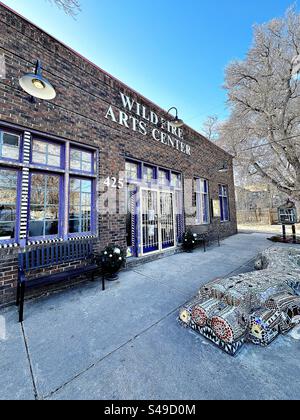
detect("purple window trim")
(28, 164), (65, 174)
(30, 137), (65, 170)
(27, 171), (64, 242)
(158, 168), (171, 185)
(0, 123), (99, 242)
(69, 169), (95, 177)
(125, 160), (141, 182)
(126, 158), (184, 257)
(219, 184), (230, 222)
(195, 178), (210, 225)
(69, 146), (95, 176)
(0, 166), (21, 245)
(143, 164), (156, 183)
(0, 130), (22, 163)
(69, 170), (97, 179)
(68, 175), (96, 238)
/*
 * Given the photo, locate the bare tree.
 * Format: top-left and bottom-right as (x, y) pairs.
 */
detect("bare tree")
(222, 7), (300, 203)
(47, 0), (81, 17)
(202, 115), (220, 141)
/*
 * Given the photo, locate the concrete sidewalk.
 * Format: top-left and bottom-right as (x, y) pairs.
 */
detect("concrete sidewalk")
(0, 233), (299, 400)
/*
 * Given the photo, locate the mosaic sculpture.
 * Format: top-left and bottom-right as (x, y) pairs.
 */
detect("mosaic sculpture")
(179, 247), (300, 356)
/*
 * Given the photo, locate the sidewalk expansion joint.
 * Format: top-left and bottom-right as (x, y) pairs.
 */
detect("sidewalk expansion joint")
(21, 323), (39, 400)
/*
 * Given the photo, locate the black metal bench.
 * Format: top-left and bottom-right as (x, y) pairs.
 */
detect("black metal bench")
(16, 240), (104, 323)
(195, 232), (221, 252)
(195, 233), (209, 252)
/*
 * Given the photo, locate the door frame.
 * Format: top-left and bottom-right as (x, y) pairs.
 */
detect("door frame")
(139, 186), (177, 257)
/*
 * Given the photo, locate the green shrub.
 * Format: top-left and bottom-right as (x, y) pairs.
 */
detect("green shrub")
(182, 230), (197, 252)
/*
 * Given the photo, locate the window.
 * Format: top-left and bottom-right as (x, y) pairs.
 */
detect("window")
(29, 173), (60, 238)
(70, 148), (93, 173)
(32, 139), (62, 168)
(0, 168), (18, 241)
(219, 185), (229, 222)
(69, 178), (92, 234)
(171, 172), (182, 189)
(195, 178), (210, 225)
(0, 131), (20, 160)
(143, 165), (155, 182)
(159, 169), (170, 186)
(0, 127), (97, 244)
(126, 161), (139, 181)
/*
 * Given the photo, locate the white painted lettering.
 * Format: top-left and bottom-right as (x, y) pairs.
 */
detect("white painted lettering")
(120, 93), (135, 111)
(138, 121), (147, 136)
(119, 111), (129, 128)
(129, 116), (138, 131)
(161, 132), (167, 145)
(142, 105), (150, 121)
(150, 111), (158, 125)
(152, 128), (161, 141)
(105, 106), (117, 123)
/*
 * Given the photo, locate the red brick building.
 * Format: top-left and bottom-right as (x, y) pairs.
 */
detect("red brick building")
(0, 3), (237, 305)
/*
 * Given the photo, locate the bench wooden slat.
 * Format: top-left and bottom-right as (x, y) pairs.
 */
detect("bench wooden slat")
(19, 239), (97, 272)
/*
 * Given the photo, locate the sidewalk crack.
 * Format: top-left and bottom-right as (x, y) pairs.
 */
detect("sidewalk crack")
(21, 323), (39, 400)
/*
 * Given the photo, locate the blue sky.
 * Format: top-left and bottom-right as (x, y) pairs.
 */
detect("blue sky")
(2, 0), (298, 132)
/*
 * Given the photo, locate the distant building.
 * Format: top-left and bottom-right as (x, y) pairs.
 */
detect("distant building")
(236, 184), (288, 225)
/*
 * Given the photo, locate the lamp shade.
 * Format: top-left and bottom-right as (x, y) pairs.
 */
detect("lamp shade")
(19, 60), (56, 100)
(169, 117), (184, 129)
(218, 162), (229, 173)
(167, 107), (184, 129)
(19, 72), (56, 100)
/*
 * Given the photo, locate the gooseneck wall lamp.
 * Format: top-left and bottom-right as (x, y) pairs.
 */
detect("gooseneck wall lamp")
(19, 60), (56, 101)
(167, 107), (184, 128)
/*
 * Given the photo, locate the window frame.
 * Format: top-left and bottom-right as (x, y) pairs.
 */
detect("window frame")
(70, 146), (95, 176)
(0, 166), (21, 244)
(0, 125), (99, 245)
(171, 172), (182, 190)
(143, 164), (156, 183)
(125, 160), (141, 183)
(31, 137), (64, 170)
(219, 184), (230, 222)
(28, 171), (64, 241)
(195, 178), (210, 225)
(158, 168), (170, 187)
(68, 175), (96, 238)
(0, 130), (21, 163)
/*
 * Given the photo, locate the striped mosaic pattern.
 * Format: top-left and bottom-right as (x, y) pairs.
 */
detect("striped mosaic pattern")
(0, 243), (19, 249)
(27, 235), (97, 246)
(19, 132), (32, 241)
(22, 131), (31, 164)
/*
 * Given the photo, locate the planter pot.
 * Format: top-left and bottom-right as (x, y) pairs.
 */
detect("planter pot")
(105, 272), (119, 281)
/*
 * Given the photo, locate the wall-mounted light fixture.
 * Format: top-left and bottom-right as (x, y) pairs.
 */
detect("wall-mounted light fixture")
(167, 107), (184, 128)
(218, 162), (229, 173)
(19, 60), (56, 101)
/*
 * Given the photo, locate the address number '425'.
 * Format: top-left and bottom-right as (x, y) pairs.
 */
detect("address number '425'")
(104, 177), (124, 189)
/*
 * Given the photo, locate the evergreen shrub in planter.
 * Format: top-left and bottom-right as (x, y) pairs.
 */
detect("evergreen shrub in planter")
(182, 230), (197, 253)
(101, 245), (126, 280)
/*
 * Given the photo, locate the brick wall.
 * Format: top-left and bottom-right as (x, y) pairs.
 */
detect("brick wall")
(0, 4), (237, 306)
(0, 247), (19, 305)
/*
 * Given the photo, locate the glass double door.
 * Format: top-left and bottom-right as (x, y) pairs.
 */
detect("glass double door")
(141, 188), (176, 255)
